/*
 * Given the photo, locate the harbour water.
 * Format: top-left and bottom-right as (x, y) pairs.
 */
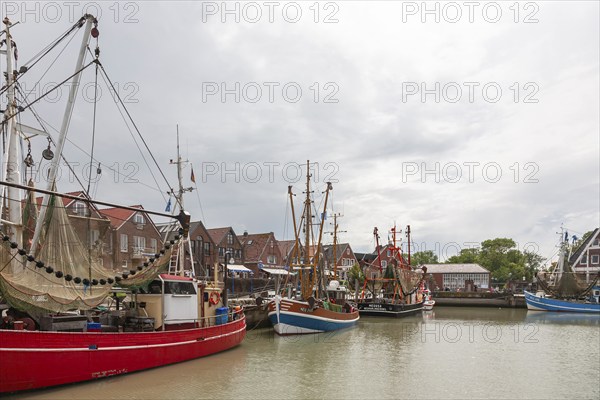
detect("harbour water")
(13, 307), (600, 400)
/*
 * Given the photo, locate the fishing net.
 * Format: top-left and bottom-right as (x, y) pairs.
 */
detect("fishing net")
(0, 194), (175, 315)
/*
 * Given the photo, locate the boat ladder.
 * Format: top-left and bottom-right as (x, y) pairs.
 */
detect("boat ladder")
(168, 242), (181, 275)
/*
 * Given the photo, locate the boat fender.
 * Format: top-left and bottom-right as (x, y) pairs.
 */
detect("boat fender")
(307, 296), (316, 310)
(255, 296), (263, 306)
(209, 291), (220, 306)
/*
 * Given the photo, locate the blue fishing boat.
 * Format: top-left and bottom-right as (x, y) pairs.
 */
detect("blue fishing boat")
(525, 229), (600, 314)
(524, 288), (600, 313)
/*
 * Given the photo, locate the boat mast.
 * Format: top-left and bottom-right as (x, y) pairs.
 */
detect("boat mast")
(314, 181), (332, 297)
(406, 224), (411, 266)
(168, 126), (195, 276)
(30, 15), (96, 256)
(1, 18), (23, 252)
(332, 214), (338, 281)
(301, 160), (312, 300)
(288, 186), (300, 266)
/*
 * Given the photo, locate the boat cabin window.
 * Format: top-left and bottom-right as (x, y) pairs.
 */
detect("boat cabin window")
(327, 290), (345, 302)
(139, 281), (162, 294)
(164, 281), (196, 295)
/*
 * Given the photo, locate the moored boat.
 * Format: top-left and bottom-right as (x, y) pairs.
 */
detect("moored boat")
(267, 162), (359, 335)
(0, 16), (245, 393)
(357, 226), (425, 317)
(525, 228), (600, 314)
(524, 288), (600, 313)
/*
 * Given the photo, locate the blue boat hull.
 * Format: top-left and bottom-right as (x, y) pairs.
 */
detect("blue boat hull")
(524, 291), (600, 313)
(267, 298), (359, 335)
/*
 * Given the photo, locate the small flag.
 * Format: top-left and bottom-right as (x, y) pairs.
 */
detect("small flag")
(190, 167), (196, 183)
(165, 198), (172, 212)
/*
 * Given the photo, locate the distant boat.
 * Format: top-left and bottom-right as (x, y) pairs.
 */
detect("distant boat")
(357, 226), (425, 317)
(267, 162), (359, 335)
(524, 229), (600, 314)
(423, 289), (436, 311)
(0, 16), (244, 393)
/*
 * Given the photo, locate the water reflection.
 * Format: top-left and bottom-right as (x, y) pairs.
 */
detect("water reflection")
(11, 307), (600, 400)
(525, 311), (600, 326)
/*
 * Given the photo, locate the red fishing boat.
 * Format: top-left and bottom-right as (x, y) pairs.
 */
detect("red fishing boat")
(0, 16), (245, 393)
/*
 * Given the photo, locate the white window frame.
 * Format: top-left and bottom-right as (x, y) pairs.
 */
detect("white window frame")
(267, 255), (276, 264)
(592, 255), (599, 265)
(120, 234), (128, 252)
(581, 255), (587, 265)
(133, 236), (146, 254)
(74, 201), (88, 216)
(133, 213), (145, 225)
(150, 238), (158, 253)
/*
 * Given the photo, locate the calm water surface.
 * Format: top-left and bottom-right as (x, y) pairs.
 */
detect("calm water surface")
(12, 307), (600, 400)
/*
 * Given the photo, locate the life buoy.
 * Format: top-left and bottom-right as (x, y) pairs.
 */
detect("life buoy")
(209, 291), (220, 305)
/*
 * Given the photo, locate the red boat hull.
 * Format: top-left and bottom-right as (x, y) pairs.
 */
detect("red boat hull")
(0, 316), (246, 393)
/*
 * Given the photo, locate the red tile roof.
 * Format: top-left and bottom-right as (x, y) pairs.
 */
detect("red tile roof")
(241, 233), (275, 263)
(99, 205), (143, 229)
(206, 227), (233, 245)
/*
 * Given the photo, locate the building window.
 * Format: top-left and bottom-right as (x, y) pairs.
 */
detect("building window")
(386, 250), (391, 257)
(74, 201), (88, 216)
(89, 229), (100, 247)
(133, 236), (146, 253)
(150, 238), (157, 253)
(120, 234), (128, 252)
(227, 233), (233, 245)
(122, 260), (128, 268)
(219, 247), (224, 256)
(133, 213), (145, 225)
(592, 255), (599, 265)
(204, 242), (210, 255)
(235, 249), (242, 260)
(267, 255), (276, 264)
(593, 238), (599, 247)
(581, 255), (587, 265)
(381, 260), (387, 268)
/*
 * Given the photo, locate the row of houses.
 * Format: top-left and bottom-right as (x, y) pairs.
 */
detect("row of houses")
(57, 192), (363, 278)
(56, 193), (600, 285)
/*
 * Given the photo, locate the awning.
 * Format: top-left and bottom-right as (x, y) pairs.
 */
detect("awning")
(227, 265), (253, 274)
(261, 267), (295, 275)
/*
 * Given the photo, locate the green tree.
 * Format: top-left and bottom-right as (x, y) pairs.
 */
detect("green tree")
(411, 250), (439, 265)
(447, 248), (479, 264)
(347, 263), (365, 290)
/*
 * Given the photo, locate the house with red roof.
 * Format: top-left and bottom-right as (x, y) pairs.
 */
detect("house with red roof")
(157, 220), (217, 277)
(98, 205), (163, 270)
(31, 191), (111, 261)
(240, 232), (284, 275)
(322, 243), (358, 282)
(206, 227), (243, 265)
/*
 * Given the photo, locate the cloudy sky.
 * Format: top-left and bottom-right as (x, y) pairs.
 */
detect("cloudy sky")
(2, 1), (599, 265)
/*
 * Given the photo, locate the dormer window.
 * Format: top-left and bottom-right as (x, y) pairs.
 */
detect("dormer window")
(74, 201), (88, 216)
(133, 213), (145, 225)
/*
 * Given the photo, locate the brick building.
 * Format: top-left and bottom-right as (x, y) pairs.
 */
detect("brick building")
(206, 227), (243, 264)
(157, 220), (217, 277)
(99, 205), (163, 270)
(423, 263), (490, 291)
(322, 243), (358, 281)
(240, 232), (284, 275)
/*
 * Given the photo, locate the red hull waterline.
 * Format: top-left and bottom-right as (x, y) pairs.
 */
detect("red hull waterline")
(0, 316), (246, 393)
